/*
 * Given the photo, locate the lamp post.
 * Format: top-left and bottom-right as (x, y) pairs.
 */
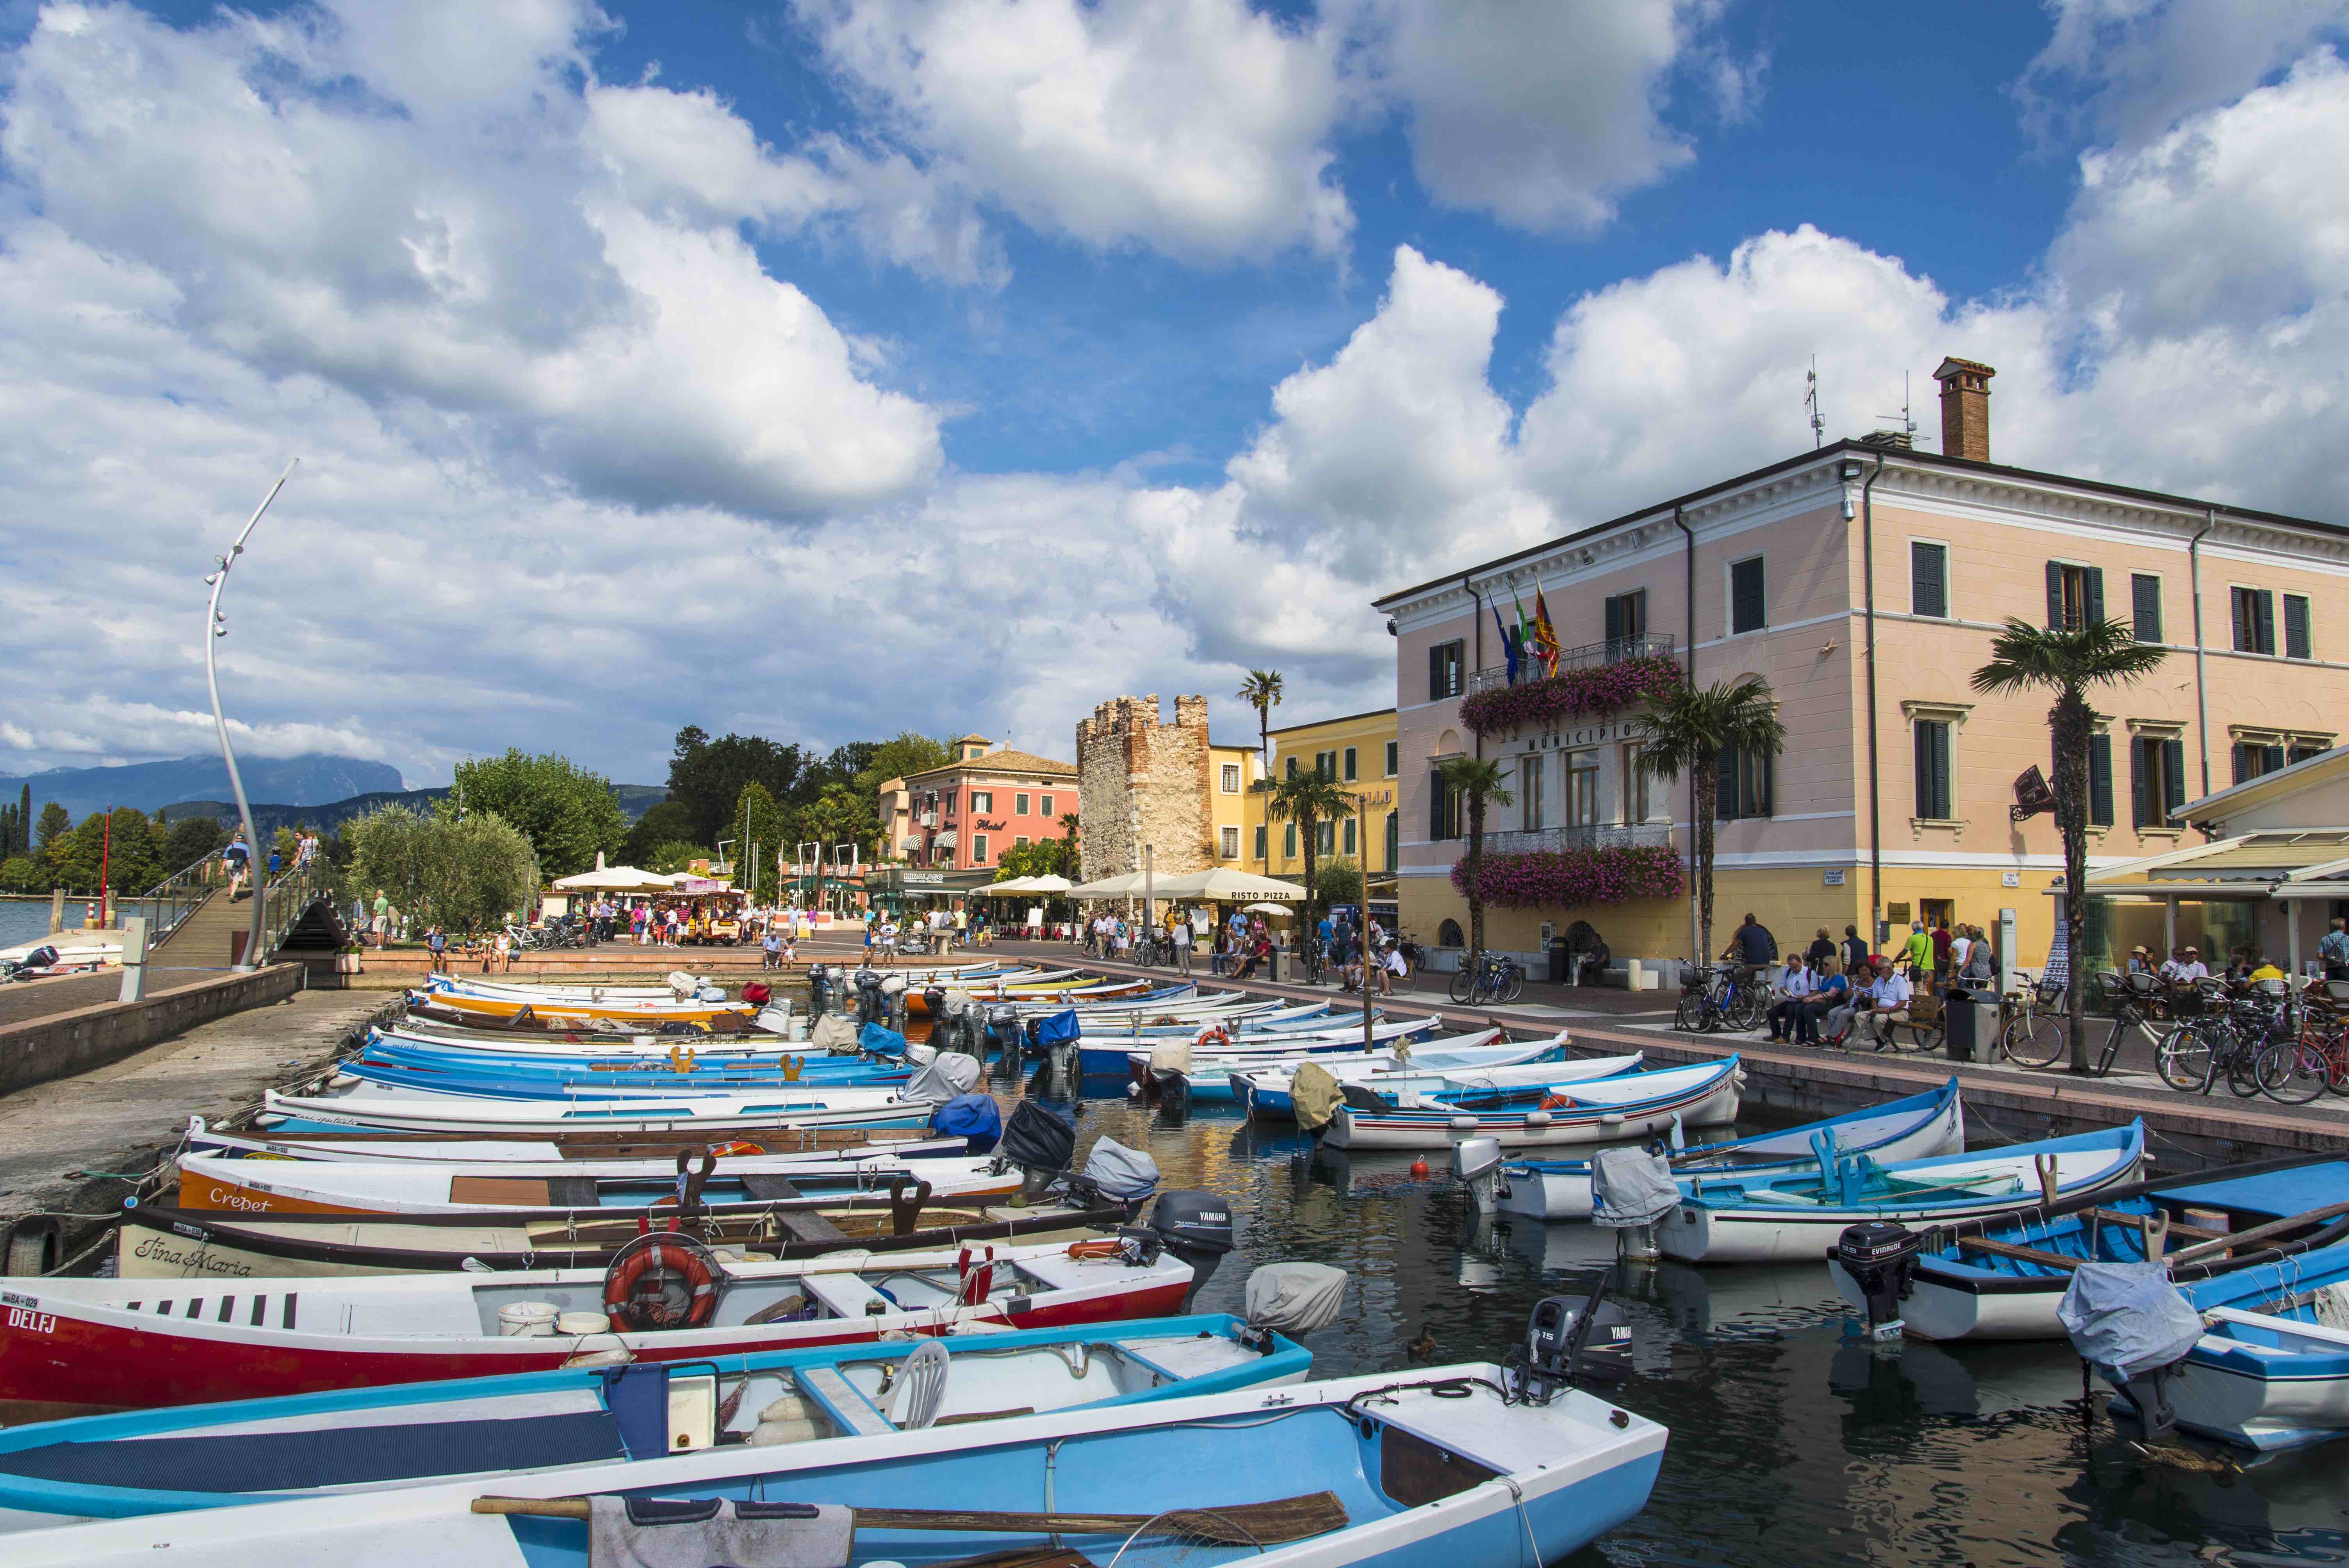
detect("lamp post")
(204, 460), (298, 971)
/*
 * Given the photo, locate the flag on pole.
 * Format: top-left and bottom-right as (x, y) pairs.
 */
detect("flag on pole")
(1510, 585), (1533, 655)
(1492, 602), (1519, 684)
(1531, 589), (1561, 676)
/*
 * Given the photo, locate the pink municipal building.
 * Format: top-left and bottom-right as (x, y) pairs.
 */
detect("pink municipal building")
(1377, 357), (2349, 980)
(875, 735), (1077, 897)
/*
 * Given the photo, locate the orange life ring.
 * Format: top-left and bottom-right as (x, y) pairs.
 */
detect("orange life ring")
(603, 1235), (720, 1331)
(1538, 1092), (1576, 1111)
(707, 1140), (765, 1158)
(1195, 1023), (1232, 1049)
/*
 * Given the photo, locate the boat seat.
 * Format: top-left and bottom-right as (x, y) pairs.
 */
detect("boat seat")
(794, 1364), (898, 1436)
(738, 1175), (807, 1203)
(800, 1272), (893, 1319)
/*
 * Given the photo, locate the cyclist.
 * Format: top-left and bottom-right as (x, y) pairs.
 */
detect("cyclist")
(1722, 912), (1778, 969)
(1898, 921), (1933, 984)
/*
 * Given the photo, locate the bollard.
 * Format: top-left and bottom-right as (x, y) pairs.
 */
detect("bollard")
(117, 916), (149, 1004)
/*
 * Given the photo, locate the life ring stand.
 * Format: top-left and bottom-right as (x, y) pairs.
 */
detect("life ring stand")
(602, 1228), (724, 1332)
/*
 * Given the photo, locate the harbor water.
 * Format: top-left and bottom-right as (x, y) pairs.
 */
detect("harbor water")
(1062, 1082), (2348, 1567)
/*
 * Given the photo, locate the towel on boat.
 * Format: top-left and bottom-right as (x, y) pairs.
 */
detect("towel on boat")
(588, 1497), (852, 1568)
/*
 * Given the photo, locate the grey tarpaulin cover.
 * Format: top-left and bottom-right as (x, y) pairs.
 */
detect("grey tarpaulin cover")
(1590, 1147), (1680, 1228)
(808, 1014), (861, 1055)
(1245, 1262), (1348, 1336)
(588, 1496), (852, 1568)
(2058, 1262), (2206, 1380)
(1080, 1137), (1161, 1200)
(902, 1051), (983, 1104)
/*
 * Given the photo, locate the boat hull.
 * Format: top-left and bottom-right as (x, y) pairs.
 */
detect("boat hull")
(1324, 1064), (1743, 1152)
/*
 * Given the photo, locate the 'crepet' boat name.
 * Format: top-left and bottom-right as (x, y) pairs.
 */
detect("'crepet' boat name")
(132, 1235), (255, 1278)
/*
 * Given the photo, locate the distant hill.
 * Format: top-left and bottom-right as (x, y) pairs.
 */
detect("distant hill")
(161, 782), (668, 835)
(4, 753), (405, 822)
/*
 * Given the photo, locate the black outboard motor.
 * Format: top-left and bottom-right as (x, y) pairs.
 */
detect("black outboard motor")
(806, 965), (833, 1022)
(2118, 1365), (2183, 1443)
(1517, 1265), (1631, 1401)
(987, 1005), (1021, 1058)
(923, 987), (948, 1039)
(852, 969), (885, 1026)
(1833, 1221), (1922, 1340)
(997, 1099), (1076, 1204)
(1148, 1190), (1235, 1310)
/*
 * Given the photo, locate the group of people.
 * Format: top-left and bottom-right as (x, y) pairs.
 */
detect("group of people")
(862, 904), (982, 964)
(1731, 914), (2001, 1052)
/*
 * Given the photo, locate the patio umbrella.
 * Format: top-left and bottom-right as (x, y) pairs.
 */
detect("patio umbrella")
(1153, 867), (1306, 902)
(1242, 901), (1296, 918)
(1066, 870), (1151, 898)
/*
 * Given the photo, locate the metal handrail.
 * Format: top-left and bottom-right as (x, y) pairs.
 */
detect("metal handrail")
(136, 849), (232, 947)
(1483, 823), (1674, 855)
(1465, 633), (1677, 695)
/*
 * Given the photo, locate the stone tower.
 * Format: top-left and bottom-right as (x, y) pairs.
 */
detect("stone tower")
(1074, 695), (1215, 883)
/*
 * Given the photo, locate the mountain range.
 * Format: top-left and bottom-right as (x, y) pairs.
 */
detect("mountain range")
(2, 753), (405, 821)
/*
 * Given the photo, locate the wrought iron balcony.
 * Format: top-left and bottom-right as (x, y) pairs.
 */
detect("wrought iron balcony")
(1464, 633), (1676, 696)
(1480, 823), (1674, 855)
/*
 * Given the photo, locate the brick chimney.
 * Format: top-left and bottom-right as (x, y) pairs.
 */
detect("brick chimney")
(1932, 357), (1994, 462)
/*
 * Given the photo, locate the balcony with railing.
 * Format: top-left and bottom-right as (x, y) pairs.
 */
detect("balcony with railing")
(1464, 633), (1675, 696)
(1481, 822), (1674, 856)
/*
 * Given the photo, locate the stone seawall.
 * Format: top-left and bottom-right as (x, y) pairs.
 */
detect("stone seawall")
(0, 964), (305, 1098)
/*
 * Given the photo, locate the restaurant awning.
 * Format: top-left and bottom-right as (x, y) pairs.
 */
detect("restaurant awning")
(2083, 830), (2349, 898)
(1151, 867), (1306, 902)
(934, 831), (958, 849)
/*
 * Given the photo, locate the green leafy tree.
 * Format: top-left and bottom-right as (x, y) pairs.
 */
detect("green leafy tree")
(1312, 855), (1363, 912)
(35, 801), (70, 850)
(453, 749), (627, 878)
(417, 807), (538, 935)
(665, 727), (809, 848)
(1628, 676), (1786, 961)
(852, 733), (954, 795)
(1434, 757), (1514, 962)
(345, 804), (433, 938)
(643, 838), (710, 875)
(620, 799), (697, 867)
(45, 806), (161, 894)
(795, 782), (879, 862)
(1973, 616), (2168, 1071)
(0, 856), (37, 893)
(731, 781), (790, 899)
(1237, 670), (1283, 873)
(1257, 766), (1355, 934)
(994, 836), (1075, 881)
(161, 815), (228, 873)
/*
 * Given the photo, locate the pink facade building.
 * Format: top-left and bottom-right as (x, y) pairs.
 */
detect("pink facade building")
(886, 735), (1078, 873)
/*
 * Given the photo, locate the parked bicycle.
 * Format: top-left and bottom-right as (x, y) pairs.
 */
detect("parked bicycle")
(1449, 950), (1525, 1005)
(2250, 978), (2349, 1103)
(1674, 962), (1764, 1033)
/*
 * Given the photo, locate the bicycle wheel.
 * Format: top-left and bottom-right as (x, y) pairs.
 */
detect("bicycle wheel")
(1723, 991), (1764, 1031)
(1674, 991), (1703, 1031)
(1891, 1018), (1943, 1054)
(1500, 966), (1526, 1004)
(2227, 1041), (2267, 1098)
(1999, 1009), (2067, 1069)
(2257, 1039), (2332, 1104)
(2156, 1024), (2215, 1090)
(1449, 968), (1474, 1004)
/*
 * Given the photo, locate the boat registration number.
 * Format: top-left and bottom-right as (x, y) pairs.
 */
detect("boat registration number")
(4, 1306), (55, 1335)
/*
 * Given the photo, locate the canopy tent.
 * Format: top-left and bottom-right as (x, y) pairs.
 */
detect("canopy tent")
(549, 865), (676, 892)
(1152, 867), (1306, 902)
(1020, 874), (1075, 893)
(978, 877), (1039, 896)
(1066, 870), (1152, 898)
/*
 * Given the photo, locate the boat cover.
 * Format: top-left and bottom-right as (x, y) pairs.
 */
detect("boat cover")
(1081, 1137), (1160, 1200)
(591, 1496), (854, 1568)
(809, 1014), (861, 1054)
(2058, 1262), (2205, 1379)
(902, 1052), (982, 1104)
(1591, 1147), (1679, 1228)
(857, 1021), (908, 1057)
(929, 1093), (1003, 1150)
(998, 1099), (1076, 1174)
(1033, 1009), (1082, 1046)
(1246, 1262), (1348, 1335)
(1289, 1062), (1344, 1132)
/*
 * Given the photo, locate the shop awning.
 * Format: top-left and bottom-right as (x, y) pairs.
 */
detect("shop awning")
(2084, 829), (2349, 898)
(934, 831), (958, 849)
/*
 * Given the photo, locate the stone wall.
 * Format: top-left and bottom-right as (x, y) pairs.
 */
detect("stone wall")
(0, 963), (306, 1099)
(1075, 694), (1217, 882)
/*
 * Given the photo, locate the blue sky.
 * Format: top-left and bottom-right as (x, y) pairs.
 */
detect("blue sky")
(4, 0), (2348, 789)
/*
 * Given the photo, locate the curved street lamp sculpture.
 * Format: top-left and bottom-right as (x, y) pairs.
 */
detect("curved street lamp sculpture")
(204, 460), (298, 971)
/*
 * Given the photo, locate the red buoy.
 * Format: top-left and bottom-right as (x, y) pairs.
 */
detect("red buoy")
(1409, 1158), (1429, 1178)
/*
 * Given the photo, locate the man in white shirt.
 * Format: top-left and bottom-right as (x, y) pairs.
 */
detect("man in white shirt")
(1826, 959), (1911, 1051)
(2163, 946), (2210, 982)
(1764, 954), (1816, 1043)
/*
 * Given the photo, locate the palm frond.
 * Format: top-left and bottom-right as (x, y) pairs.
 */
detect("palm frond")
(1435, 755), (1513, 808)
(1972, 618), (2169, 698)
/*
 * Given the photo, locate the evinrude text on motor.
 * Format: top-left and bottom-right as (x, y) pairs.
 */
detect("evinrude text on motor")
(1832, 1220), (1923, 1342)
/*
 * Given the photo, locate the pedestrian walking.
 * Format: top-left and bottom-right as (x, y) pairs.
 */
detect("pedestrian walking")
(1173, 913), (1192, 975)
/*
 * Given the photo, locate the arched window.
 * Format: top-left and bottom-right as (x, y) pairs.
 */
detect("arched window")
(1438, 919), (1465, 948)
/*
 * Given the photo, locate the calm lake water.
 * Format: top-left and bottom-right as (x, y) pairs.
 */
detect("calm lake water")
(1040, 1075), (2347, 1568)
(0, 898), (174, 951)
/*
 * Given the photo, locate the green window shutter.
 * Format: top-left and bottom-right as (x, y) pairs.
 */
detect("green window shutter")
(1731, 559), (1766, 633)
(2129, 737), (2152, 828)
(1931, 725), (1949, 818)
(1254, 825), (1267, 859)
(2255, 592), (2276, 654)
(2162, 738), (2186, 818)
(1428, 771), (1445, 840)
(1911, 543), (1946, 618)
(1913, 725), (1933, 817)
(1343, 747), (1358, 781)
(1284, 823), (1297, 858)
(2084, 568), (2105, 626)
(1384, 811), (1398, 871)
(2046, 562), (2064, 629)
(2089, 735), (2114, 827)
(1604, 595), (1624, 644)
(2132, 574), (2162, 642)
(2285, 595), (2312, 659)
(1716, 749), (1739, 820)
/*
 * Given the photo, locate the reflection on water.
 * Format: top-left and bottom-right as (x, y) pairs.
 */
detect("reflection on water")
(1039, 1073), (2349, 1567)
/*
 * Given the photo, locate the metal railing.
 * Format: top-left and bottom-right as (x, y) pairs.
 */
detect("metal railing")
(136, 851), (232, 948)
(1464, 633), (1676, 696)
(1482, 823), (1674, 855)
(256, 856), (348, 957)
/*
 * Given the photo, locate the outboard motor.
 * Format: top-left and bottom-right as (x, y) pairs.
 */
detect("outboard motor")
(2057, 1260), (2205, 1445)
(1148, 1190), (1236, 1310)
(879, 972), (910, 1032)
(1832, 1221), (1922, 1341)
(806, 965), (833, 1022)
(1518, 1269), (1633, 1400)
(922, 987), (948, 1037)
(986, 1005), (1021, 1059)
(1450, 1135), (1506, 1213)
(996, 1099), (1077, 1205)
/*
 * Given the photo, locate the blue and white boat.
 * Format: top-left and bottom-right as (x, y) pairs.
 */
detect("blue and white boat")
(1663, 1121), (2147, 1265)
(1229, 1041), (1639, 1117)
(1075, 1015), (1436, 1076)
(258, 1083), (936, 1137)
(1857, 1153), (2349, 1341)
(338, 1048), (915, 1100)
(0, 1314), (1314, 1532)
(1490, 1078), (1966, 1221)
(0, 1355), (1666, 1568)
(1324, 1058), (1745, 1152)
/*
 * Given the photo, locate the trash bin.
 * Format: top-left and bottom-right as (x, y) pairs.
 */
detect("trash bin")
(1547, 936), (1573, 986)
(1943, 985), (1994, 1062)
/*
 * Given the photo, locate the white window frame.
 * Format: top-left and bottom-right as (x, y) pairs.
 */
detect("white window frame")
(1014, 793), (1029, 815)
(971, 834), (988, 865)
(1039, 795), (1054, 818)
(1220, 763), (1241, 794)
(1219, 825), (1240, 859)
(1900, 700), (1973, 828)
(969, 791), (993, 813)
(1567, 750), (1602, 828)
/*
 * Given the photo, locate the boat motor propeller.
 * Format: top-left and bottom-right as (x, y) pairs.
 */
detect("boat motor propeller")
(1833, 1220), (1923, 1341)
(1516, 1265), (1631, 1402)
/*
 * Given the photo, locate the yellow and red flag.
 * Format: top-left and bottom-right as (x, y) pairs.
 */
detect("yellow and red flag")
(1531, 589), (1561, 675)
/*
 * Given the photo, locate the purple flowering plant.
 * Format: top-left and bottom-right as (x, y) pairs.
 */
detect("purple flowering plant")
(1457, 655), (1684, 736)
(1450, 843), (1684, 909)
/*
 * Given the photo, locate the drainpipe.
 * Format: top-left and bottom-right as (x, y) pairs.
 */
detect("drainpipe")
(2190, 510), (2215, 798)
(1675, 505), (1697, 964)
(1861, 454), (1887, 946)
(1466, 571), (1483, 763)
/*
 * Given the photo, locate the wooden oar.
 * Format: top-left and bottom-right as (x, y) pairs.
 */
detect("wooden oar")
(2162, 1200), (2349, 1267)
(472, 1491), (1350, 1545)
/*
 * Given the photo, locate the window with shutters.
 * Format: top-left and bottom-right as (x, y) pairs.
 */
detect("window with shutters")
(1913, 720), (1952, 819)
(1520, 754), (1545, 831)
(1316, 820), (1335, 857)
(1314, 750), (1337, 780)
(1040, 795), (1054, 818)
(1342, 747), (1358, 781)
(1219, 827), (1239, 858)
(1428, 770), (1460, 841)
(1285, 755), (1299, 779)
(2232, 587), (2276, 654)
(1910, 542), (1948, 618)
(1729, 557), (1766, 634)
(1254, 824), (1267, 860)
(1604, 590), (1647, 651)
(2130, 574), (2163, 643)
(1428, 639), (1465, 699)
(1384, 811), (1398, 871)
(2232, 741), (2287, 784)
(1569, 753), (1602, 826)
(1624, 743), (1657, 822)
(1014, 793), (1029, 815)
(2285, 594), (2312, 660)
(1284, 822), (1298, 859)
(1342, 817), (1357, 855)
(1384, 741), (1398, 777)
(971, 834), (987, 865)
(969, 791), (992, 813)
(1715, 746), (1773, 820)
(2046, 562), (2104, 631)
(2130, 734), (2187, 829)
(2088, 734), (2115, 827)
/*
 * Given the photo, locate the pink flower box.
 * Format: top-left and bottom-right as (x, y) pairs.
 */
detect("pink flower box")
(1450, 843), (1684, 909)
(1458, 656), (1683, 736)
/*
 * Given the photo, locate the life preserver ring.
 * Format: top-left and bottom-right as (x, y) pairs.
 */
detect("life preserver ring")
(708, 1140), (765, 1159)
(1537, 1092), (1576, 1111)
(603, 1231), (721, 1331)
(1195, 1023), (1231, 1049)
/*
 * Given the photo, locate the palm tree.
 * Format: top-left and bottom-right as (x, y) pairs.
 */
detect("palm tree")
(1628, 677), (1786, 962)
(1972, 616), (2167, 1072)
(1435, 756), (1513, 963)
(1056, 809), (1081, 880)
(1258, 767), (1357, 939)
(1237, 670), (1284, 874)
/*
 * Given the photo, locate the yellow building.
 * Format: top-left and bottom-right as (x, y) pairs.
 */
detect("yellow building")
(1262, 707), (1401, 888)
(1207, 739), (1265, 864)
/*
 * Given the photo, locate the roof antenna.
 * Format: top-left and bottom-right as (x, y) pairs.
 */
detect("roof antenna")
(1804, 357), (1824, 449)
(1874, 371), (1919, 447)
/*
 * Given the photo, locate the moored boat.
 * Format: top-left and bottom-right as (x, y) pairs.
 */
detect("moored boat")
(1323, 1058), (1745, 1152)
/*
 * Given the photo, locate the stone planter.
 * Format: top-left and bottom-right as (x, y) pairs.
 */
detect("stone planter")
(334, 953), (363, 975)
